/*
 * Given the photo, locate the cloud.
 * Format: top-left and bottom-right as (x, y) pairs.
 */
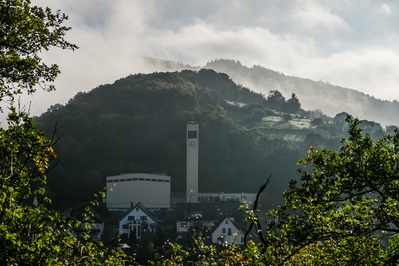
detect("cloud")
(289, 1), (349, 32)
(378, 3), (392, 15)
(145, 23), (319, 68)
(296, 47), (399, 100)
(12, 0), (398, 122)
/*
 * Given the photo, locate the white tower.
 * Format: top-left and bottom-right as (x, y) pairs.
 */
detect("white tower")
(186, 121), (199, 203)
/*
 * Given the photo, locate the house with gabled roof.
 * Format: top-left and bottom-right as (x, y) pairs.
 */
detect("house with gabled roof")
(119, 202), (158, 240)
(211, 217), (245, 245)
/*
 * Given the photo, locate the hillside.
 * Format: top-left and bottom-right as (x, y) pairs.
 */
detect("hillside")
(35, 70), (306, 207)
(35, 67), (391, 209)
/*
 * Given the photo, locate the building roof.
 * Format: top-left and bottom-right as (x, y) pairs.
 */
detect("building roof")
(212, 217), (242, 233)
(119, 202), (158, 223)
(108, 172), (170, 178)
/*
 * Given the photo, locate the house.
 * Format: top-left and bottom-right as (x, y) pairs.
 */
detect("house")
(119, 202), (158, 240)
(211, 217), (245, 245)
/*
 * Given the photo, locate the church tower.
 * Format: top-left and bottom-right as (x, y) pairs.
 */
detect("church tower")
(186, 121), (199, 203)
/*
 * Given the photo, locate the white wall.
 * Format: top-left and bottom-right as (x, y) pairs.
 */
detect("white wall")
(106, 173), (170, 209)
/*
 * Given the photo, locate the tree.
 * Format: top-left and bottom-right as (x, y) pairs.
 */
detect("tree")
(0, 112), (130, 264)
(268, 116), (399, 264)
(0, 1), (128, 264)
(266, 90), (286, 110)
(0, 0), (78, 102)
(286, 93), (301, 114)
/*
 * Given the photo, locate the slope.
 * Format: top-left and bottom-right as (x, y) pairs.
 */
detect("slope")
(34, 70), (301, 207)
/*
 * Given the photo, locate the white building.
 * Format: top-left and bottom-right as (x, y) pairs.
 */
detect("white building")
(119, 203), (158, 240)
(106, 173), (170, 210)
(211, 217), (245, 245)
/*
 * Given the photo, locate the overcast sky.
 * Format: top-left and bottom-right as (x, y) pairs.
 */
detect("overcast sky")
(21, 0), (399, 118)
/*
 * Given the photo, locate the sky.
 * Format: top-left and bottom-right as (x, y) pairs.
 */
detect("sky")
(15, 0), (399, 118)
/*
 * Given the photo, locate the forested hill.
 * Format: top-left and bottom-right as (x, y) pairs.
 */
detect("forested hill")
(35, 69), (303, 205)
(34, 69), (388, 207)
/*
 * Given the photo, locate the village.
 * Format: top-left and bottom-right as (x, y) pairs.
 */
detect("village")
(68, 120), (260, 252)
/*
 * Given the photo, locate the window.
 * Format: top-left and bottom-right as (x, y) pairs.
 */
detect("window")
(132, 178), (138, 181)
(128, 216), (135, 220)
(188, 130), (197, 139)
(225, 219), (228, 224)
(122, 224), (128, 229)
(222, 228), (226, 234)
(164, 179), (170, 183)
(139, 178), (144, 181)
(228, 228), (232, 236)
(126, 178), (132, 181)
(241, 236), (244, 243)
(145, 178), (150, 181)
(140, 216), (147, 221)
(151, 179), (157, 182)
(180, 223), (187, 228)
(119, 179), (125, 182)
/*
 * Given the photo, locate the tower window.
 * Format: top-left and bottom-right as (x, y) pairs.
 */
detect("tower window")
(188, 131), (197, 139)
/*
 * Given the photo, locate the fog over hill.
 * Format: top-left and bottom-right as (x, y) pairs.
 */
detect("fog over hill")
(140, 57), (399, 127)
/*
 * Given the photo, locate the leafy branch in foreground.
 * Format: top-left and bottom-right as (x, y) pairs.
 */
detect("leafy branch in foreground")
(0, 109), (130, 265)
(267, 115), (399, 265)
(0, 1), (130, 264)
(0, 0), (78, 102)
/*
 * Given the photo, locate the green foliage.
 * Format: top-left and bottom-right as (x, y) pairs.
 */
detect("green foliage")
(0, 109), (129, 265)
(0, 0), (78, 102)
(268, 115), (399, 264)
(0, 1), (129, 264)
